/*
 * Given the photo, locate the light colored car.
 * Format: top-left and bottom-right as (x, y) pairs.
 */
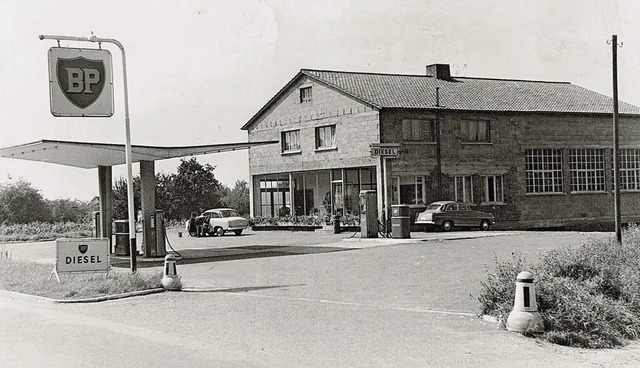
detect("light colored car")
(186, 208), (248, 237)
(415, 201), (495, 231)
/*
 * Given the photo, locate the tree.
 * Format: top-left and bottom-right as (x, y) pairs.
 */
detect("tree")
(0, 180), (51, 224)
(222, 180), (250, 216)
(48, 198), (98, 223)
(112, 176), (141, 220)
(111, 158), (224, 221)
(172, 158), (222, 219)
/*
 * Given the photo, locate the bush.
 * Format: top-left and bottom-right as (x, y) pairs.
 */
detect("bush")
(0, 221), (93, 242)
(479, 225), (640, 348)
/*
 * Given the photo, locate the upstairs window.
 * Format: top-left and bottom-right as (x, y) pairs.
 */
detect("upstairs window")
(299, 87), (312, 103)
(316, 125), (336, 149)
(402, 119), (435, 142)
(281, 130), (300, 153)
(461, 120), (491, 142)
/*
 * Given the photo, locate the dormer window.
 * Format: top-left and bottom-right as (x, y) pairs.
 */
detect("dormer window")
(299, 86), (312, 103)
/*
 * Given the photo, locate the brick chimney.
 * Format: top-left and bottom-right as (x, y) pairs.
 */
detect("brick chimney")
(426, 64), (451, 80)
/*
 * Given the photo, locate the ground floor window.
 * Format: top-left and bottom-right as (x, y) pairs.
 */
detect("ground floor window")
(259, 176), (291, 217)
(454, 175), (473, 202)
(392, 176), (425, 205)
(255, 167), (376, 218)
(525, 148), (564, 194)
(482, 175), (504, 203)
(570, 148), (605, 192)
(616, 148), (640, 191)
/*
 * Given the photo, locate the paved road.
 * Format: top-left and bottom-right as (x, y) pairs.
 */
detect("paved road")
(2, 230), (640, 367)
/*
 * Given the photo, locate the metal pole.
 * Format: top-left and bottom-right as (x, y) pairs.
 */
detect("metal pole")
(40, 34), (138, 270)
(611, 34), (622, 244)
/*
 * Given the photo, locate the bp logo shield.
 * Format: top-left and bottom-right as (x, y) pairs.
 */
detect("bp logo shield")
(47, 47), (113, 117)
(57, 57), (105, 109)
(78, 244), (89, 254)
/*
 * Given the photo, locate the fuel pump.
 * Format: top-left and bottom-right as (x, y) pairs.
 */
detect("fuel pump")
(360, 190), (378, 238)
(146, 210), (167, 257)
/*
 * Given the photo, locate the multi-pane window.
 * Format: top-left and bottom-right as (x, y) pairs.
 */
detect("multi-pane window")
(525, 149), (564, 194)
(402, 119), (435, 142)
(259, 177), (290, 217)
(316, 125), (336, 149)
(461, 120), (490, 142)
(299, 87), (312, 103)
(616, 149), (640, 191)
(570, 149), (605, 192)
(454, 176), (473, 202)
(281, 130), (300, 152)
(483, 175), (504, 203)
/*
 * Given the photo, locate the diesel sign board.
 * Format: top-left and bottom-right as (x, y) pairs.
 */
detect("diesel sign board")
(370, 144), (400, 157)
(47, 47), (114, 117)
(55, 238), (109, 273)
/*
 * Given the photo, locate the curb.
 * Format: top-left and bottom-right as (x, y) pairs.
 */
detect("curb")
(0, 287), (166, 304)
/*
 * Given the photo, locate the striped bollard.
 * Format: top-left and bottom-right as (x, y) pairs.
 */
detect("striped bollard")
(506, 271), (543, 333)
(161, 254), (182, 291)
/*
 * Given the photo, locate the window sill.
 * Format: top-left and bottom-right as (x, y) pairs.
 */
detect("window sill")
(404, 141), (437, 145)
(480, 202), (507, 206)
(570, 191), (607, 195)
(461, 141), (492, 146)
(315, 146), (337, 152)
(281, 150), (302, 156)
(525, 192), (567, 196)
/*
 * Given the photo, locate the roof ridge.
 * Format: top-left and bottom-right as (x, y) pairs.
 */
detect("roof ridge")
(302, 68), (571, 84)
(455, 76), (570, 84)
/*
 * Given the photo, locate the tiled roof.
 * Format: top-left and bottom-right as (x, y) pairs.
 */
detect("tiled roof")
(301, 69), (640, 115)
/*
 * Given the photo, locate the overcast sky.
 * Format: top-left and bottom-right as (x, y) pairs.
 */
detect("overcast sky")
(1, 0), (638, 200)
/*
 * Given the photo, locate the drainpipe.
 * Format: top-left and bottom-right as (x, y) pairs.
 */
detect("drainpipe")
(435, 87), (443, 198)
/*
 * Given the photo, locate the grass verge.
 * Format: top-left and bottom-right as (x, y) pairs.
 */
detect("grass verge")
(0, 259), (163, 300)
(479, 225), (640, 349)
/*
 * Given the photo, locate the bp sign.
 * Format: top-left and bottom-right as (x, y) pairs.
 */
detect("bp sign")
(47, 47), (114, 117)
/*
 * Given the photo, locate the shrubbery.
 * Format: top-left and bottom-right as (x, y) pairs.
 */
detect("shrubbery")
(0, 222), (93, 242)
(479, 225), (640, 348)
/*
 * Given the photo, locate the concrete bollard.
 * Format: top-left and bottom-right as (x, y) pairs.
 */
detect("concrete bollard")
(506, 271), (543, 333)
(161, 254), (182, 291)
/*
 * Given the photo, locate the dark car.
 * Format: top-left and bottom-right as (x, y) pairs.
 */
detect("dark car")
(415, 201), (495, 231)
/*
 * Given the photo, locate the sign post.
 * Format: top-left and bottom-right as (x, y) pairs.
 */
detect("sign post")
(40, 34), (138, 272)
(371, 144), (400, 236)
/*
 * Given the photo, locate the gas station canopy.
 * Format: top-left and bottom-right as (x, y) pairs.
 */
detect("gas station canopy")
(0, 139), (276, 169)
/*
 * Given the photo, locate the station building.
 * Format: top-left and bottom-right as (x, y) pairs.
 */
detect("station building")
(241, 64), (640, 229)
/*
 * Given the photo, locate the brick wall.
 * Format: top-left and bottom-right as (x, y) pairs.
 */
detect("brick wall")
(381, 109), (640, 229)
(247, 76), (380, 175)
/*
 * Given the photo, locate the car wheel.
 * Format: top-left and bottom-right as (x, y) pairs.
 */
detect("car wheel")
(234, 230), (243, 236)
(214, 227), (225, 237)
(188, 231), (198, 237)
(480, 220), (491, 231)
(442, 221), (453, 232)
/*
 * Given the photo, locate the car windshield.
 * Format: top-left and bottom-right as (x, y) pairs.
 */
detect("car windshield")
(426, 203), (443, 210)
(218, 210), (239, 218)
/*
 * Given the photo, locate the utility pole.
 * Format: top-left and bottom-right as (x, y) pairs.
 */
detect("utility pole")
(610, 35), (623, 244)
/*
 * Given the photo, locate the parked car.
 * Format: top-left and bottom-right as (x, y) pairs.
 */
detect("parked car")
(415, 201), (495, 231)
(186, 208), (248, 237)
